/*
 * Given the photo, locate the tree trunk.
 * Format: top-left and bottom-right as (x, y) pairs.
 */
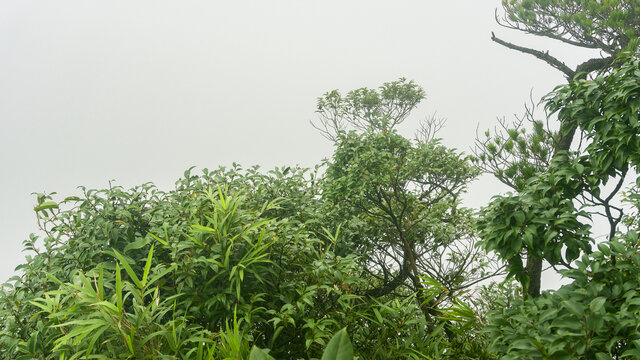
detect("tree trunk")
(526, 111), (577, 297)
(525, 254), (543, 298)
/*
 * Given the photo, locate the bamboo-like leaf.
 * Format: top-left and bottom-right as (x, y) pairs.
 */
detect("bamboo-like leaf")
(90, 301), (119, 313)
(97, 265), (104, 301)
(123, 237), (149, 253)
(191, 224), (217, 234)
(142, 244), (154, 289)
(145, 264), (177, 289)
(217, 185), (227, 209)
(45, 271), (64, 286)
(115, 263), (123, 312)
(78, 273), (98, 299)
(28, 298), (52, 313)
(85, 326), (108, 358)
(112, 249), (142, 289)
(147, 231), (168, 246)
(373, 308), (383, 324)
(124, 333), (134, 355)
(53, 322), (104, 350)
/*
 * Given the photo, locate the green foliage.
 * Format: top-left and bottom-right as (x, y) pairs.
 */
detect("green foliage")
(314, 80), (498, 358)
(313, 78), (425, 140)
(0, 162), (490, 359)
(319, 89), (495, 337)
(0, 165), (361, 359)
(500, 0), (640, 56)
(480, 54), (640, 359)
(546, 55), (640, 178)
(485, 233), (640, 359)
(251, 328), (354, 360)
(0, 78), (499, 359)
(478, 55), (640, 290)
(473, 110), (555, 191)
(477, 154), (593, 286)
(320, 328), (353, 360)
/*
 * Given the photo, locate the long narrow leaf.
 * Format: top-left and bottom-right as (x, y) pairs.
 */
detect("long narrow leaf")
(115, 263), (123, 312)
(97, 265), (104, 301)
(147, 232), (168, 246)
(142, 244), (154, 289)
(145, 264), (177, 289)
(112, 249), (142, 289)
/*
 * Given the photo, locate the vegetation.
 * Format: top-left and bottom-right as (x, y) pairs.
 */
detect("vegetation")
(493, 0), (640, 78)
(0, 80), (493, 359)
(2, 2), (640, 359)
(481, 0), (640, 298)
(479, 55), (640, 358)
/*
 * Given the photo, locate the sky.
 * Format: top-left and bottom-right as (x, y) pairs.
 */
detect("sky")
(0, 0), (599, 288)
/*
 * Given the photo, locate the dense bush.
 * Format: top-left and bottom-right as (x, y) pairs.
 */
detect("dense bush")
(0, 163), (490, 359)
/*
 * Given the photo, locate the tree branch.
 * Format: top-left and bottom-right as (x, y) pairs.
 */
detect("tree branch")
(491, 32), (576, 78)
(575, 56), (615, 77)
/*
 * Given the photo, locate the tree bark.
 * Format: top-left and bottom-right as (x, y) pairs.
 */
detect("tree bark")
(525, 254), (543, 298)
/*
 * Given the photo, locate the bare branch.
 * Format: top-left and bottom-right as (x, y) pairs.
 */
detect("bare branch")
(491, 32), (576, 78)
(415, 112), (446, 143)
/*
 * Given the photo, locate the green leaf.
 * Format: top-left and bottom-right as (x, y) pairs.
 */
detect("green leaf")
(610, 241), (625, 254)
(141, 244), (154, 289)
(562, 300), (585, 316)
(249, 346), (276, 360)
(112, 248), (142, 289)
(123, 237), (149, 253)
(509, 339), (536, 351)
(145, 264), (176, 288)
(595, 352), (610, 360)
(597, 243), (611, 256)
(373, 308), (383, 324)
(147, 231), (168, 246)
(97, 264), (104, 301)
(513, 211), (525, 225)
(34, 201), (58, 212)
(589, 297), (606, 313)
(321, 328), (353, 360)
(115, 264), (123, 312)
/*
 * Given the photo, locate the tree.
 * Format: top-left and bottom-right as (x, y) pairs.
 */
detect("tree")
(474, 107), (591, 297)
(493, 0), (640, 79)
(479, 56), (640, 358)
(478, 54), (640, 297)
(478, 1), (640, 297)
(316, 79), (501, 340)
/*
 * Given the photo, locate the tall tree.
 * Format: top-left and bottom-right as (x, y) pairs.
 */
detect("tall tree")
(477, 55), (640, 299)
(483, 55), (640, 360)
(479, 1), (640, 297)
(316, 79), (500, 331)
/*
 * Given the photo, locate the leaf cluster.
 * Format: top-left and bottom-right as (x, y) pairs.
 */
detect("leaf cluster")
(485, 232), (640, 359)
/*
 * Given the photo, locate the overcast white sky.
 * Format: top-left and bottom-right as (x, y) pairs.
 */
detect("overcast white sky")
(0, 1), (598, 287)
